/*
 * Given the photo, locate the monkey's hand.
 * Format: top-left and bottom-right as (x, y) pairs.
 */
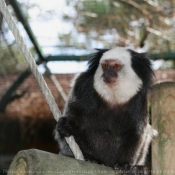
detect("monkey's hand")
(114, 164), (148, 175)
(56, 117), (72, 138)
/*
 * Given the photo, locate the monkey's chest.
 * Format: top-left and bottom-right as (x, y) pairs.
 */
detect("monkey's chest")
(81, 113), (130, 138)
(77, 120), (124, 165)
(87, 128), (122, 151)
(80, 116), (126, 150)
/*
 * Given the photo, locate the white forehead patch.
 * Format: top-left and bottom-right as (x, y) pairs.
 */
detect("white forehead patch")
(100, 47), (131, 65)
(94, 47), (143, 105)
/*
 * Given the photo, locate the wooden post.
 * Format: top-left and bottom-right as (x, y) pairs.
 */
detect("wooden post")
(8, 149), (117, 175)
(152, 82), (175, 174)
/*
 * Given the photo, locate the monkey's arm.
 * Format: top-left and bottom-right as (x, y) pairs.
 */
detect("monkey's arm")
(55, 116), (77, 158)
(55, 118), (75, 158)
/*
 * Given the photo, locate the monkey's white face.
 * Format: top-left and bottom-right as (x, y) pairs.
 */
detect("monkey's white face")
(94, 47), (142, 105)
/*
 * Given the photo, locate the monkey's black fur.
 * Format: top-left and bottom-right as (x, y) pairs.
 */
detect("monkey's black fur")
(88, 49), (109, 74)
(56, 48), (154, 169)
(129, 49), (154, 88)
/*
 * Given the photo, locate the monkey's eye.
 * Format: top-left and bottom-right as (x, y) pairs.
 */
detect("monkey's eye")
(114, 64), (120, 69)
(102, 64), (108, 69)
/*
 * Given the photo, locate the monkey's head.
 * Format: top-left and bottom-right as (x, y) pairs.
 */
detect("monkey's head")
(88, 47), (153, 105)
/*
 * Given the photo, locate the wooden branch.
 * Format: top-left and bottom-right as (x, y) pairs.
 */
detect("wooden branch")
(8, 149), (117, 175)
(146, 27), (171, 41)
(118, 0), (152, 47)
(119, 0), (152, 25)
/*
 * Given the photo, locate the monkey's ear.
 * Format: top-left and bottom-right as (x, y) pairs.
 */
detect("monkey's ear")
(128, 49), (154, 88)
(87, 49), (109, 74)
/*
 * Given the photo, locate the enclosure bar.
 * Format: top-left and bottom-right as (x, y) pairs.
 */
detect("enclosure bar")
(46, 52), (175, 61)
(150, 52), (175, 60)
(46, 55), (90, 61)
(9, 0), (45, 62)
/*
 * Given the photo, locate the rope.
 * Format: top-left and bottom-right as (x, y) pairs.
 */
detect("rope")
(51, 75), (67, 102)
(0, 0), (84, 160)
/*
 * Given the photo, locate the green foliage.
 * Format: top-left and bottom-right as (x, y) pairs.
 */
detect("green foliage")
(65, 0), (175, 52)
(0, 40), (27, 75)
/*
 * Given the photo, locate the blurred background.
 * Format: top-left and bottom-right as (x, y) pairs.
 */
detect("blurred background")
(0, 0), (175, 173)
